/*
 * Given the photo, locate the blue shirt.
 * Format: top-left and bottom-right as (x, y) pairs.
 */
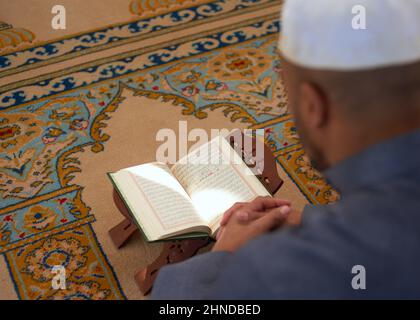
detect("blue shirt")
(152, 129), (420, 299)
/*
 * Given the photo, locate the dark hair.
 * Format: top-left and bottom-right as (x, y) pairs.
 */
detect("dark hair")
(291, 59), (420, 116)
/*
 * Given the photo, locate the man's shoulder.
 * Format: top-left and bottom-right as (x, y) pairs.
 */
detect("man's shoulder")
(231, 183), (420, 298)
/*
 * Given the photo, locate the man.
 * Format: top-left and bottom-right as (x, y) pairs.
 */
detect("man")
(152, 0), (420, 299)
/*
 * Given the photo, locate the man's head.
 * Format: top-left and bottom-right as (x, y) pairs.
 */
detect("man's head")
(281, 57), (420, 172)
(279, 0), (420, 171)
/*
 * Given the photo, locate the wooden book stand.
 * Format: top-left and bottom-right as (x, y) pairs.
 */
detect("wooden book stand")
(108, 131), (283, 295)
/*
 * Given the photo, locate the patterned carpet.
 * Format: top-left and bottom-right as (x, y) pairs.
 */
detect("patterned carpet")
(0, 0), (337, 299)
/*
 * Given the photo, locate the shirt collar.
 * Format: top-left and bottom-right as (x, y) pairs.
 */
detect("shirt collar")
(324, 129), (420, 195)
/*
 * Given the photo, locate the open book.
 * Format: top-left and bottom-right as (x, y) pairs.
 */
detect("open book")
(108, 135), (270, 242)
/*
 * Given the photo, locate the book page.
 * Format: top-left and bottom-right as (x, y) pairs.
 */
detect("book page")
(112, 163), (206, 240)
(172, 137), (269, 232)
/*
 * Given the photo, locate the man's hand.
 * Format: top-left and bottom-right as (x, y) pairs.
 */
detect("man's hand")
(212, 197), (291, 253)
(216, 197), (291, 240)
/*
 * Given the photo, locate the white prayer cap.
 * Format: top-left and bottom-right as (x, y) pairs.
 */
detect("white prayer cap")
(279, 0), (420, 71)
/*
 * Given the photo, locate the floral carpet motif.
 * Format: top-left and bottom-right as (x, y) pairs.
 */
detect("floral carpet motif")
(0, 0), (336, 299)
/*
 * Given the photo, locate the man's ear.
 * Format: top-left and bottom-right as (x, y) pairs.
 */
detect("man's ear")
(298, 82), (329, 129)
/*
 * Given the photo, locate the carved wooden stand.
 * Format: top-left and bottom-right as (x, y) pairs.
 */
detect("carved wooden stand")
(108, 131), (283, 295)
